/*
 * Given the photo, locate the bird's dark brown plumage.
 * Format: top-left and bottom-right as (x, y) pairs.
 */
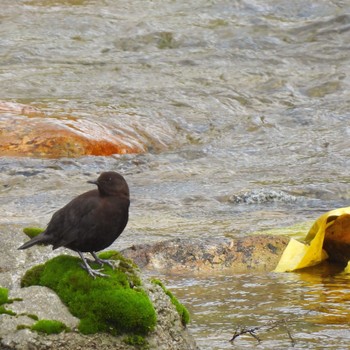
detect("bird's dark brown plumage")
(18, 171), (130, 278)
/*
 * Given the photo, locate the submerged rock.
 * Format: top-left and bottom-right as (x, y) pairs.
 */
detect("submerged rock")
(217, 189), (297, 204)
(122, 235), (289, 273)
(0, 101), (178, 158)
(0, 114), (145, 158)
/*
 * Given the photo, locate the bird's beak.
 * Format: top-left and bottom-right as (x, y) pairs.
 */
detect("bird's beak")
(87, 179), (98, 185)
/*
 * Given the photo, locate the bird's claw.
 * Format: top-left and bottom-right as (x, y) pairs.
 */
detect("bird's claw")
(91, 252), (120, 270)
(95, 258), (115, 269)
(79, 263), (109, 279)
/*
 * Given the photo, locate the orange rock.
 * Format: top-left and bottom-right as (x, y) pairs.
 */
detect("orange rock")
(0, 103), (146, 158)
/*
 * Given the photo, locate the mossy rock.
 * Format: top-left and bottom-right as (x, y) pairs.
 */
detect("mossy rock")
(21, 252), (157, 336)
(151, 279), (190, 326)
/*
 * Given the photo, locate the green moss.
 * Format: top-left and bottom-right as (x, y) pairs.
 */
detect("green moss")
(98, 250), (141, 287)
(21, 264), (45, 288)
(0, 305), (16, 316)
(0, 287), (9, 305)
(98, 250), (132, 264)
(123, 334), (149, 349)
(27, 314), (39, 321)
(151, 280), (190, 326)
(23, 227), (45, 239)
(157, 32), (177, 49)
(31, 319), (70, 335)
(0, 287), (16, 316)
(21, 252), (157, 336)
(17, 324), (30, 331)
(17, 316), (65, 334)
(206, 19), (229, 29)
(11, 298), (23, 302)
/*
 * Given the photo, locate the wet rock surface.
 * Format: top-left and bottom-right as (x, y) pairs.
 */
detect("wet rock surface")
(122, 235), (289, 273)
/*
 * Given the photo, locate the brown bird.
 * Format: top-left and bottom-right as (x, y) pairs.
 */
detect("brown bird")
(18, 171), (130, 278)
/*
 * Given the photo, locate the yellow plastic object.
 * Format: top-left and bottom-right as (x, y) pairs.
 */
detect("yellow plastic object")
(344, 261), (350, 274)
(274, 238), (310, 272)
(275, 207), (350, 272)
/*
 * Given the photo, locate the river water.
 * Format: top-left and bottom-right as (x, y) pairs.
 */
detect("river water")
(1, 0), (350, 349)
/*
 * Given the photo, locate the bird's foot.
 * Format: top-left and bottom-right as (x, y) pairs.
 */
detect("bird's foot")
(79, 262), (109, 279)
(91, 252), (120, 270)
(77, 251), (109, 278)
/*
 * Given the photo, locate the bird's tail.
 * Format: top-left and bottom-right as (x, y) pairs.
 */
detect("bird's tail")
(18, 233), (51, 250)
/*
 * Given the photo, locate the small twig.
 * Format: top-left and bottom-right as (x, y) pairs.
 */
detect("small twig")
(230, 325), (261, 342)
(230, 315), (297, 346)
(248, 330), (261, 342)
(283, 318), (295, 347)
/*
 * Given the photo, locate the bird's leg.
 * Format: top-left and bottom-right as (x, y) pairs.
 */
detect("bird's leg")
(91, 252), (119, 269)
(77, 251), (109, 278)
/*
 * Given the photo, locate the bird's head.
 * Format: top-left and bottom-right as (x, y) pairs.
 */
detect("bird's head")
(88, 172), (129, 198)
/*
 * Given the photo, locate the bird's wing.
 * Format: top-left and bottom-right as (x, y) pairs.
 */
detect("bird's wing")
(45, 190), (100, 250)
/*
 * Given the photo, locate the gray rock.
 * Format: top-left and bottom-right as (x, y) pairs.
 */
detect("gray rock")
(0, 225), (199, 350)
(0, 282), (198, 350)
(9, 286), (79, 329)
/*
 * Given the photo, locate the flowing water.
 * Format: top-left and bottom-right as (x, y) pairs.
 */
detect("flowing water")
(1, 0), (350, 348)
